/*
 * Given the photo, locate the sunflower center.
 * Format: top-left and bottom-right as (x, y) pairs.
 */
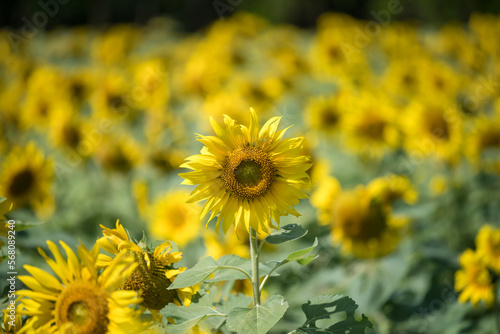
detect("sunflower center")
(321, 108), (339, 127)
(222, 147), (276, 200)
(56, 281), (109, 334)
(9, 169), (35, 197)
(122, 251), (177, 310)
(234, 160), (263, 187)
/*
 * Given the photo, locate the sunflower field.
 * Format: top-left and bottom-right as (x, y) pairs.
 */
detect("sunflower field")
(1, 6), (500, 334)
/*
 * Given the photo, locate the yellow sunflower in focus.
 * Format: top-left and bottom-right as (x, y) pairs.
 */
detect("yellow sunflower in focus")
(475, 225), (500, 274)
(0, 143), (54, 218)
(179, 108), (312, 234)
(149, 190), (201, 247)
(17, 241), (147, 333)
(455, 249), (495, 307)
(97, 221), (198, 311)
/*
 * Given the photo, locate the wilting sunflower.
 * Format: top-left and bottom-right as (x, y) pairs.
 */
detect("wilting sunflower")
(179, 108), (312, 234)
(475, 224), (500, 274)
(455, 249), (495, 307)
(0, 142), (54, 218)
(97, 221), (197, 312)
(17, 241), (147, 333)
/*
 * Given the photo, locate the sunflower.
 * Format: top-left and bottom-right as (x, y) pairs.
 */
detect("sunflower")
(333, 186), (409, 258)
(17, 240), (147, 333)
(366, 174), (418, 208)
(310, 176), (341, 226)
(455, 249), (495, 307)
(475, 225), (500, 274)
(179, 108), (312, 234)
(96, 221), (197, 311)
(312, 176), (411, 258)
(203, 229), (249, 260)
(95, 134), (142, 173)
(0, 143), (54, 218)
(466, 115), (500, 171)
(343, 92), (401, 157)
(402, 99), (463, 163)
(148, 190), (201, 248)
(305, 94), (346, 135)
(48, 109), (93, 156)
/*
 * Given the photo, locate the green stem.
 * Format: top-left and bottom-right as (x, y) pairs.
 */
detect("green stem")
(249, 227), (261, 306)
(218, 266), (253, 281)
(259, 260), (287, 292)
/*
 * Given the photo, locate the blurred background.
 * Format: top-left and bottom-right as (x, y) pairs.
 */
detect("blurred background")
(1, 0), (500, 31)
(1, 0), (500, 333)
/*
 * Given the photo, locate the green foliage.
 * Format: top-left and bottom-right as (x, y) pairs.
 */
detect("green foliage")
(169, 255), (277, 289)
(226, 295), (289, 334)
(265, 224), (308, 244)
(292, 295), (372, 334)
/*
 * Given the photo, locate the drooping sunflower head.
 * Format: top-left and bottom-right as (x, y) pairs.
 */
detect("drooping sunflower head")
(0, 142), (54, 218)
(180, 108), (312, 234)
(97, 221), (198, 310)
(17, 240), (147, 333)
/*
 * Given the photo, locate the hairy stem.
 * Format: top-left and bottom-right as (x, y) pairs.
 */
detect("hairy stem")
(249, 227), (261, 306)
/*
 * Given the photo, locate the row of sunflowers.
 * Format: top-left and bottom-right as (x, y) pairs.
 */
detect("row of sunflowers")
(1, 10), (500, 334)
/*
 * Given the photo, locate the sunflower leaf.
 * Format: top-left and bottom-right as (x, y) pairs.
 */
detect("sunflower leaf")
(205, 255), (278, 282)
(170, 255), (278, 289)
(264, 224), (308, 244)
(226, 294), (289, 334)
(169, 257), (219, 289)
(292, 294), (372, 334)
(285, 238), (318, 262)
(162, 304), (225, 334)
(10, 220), (46, 232)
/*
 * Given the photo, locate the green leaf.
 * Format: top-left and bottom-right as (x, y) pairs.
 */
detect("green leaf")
(226, 295), (289, 334)
(169, 257), (219, 289)
(265, 224), (308, 244)
(206, 255), (277, 282)
(165, 317), (204, 334)
(170, 256), (278, 289)
(294, 294), (372, 334)
(11, 220), (46, 232)
(162, 303), (225, 334)
(297, 255), (318, 266)
(285, 238), (318, 262)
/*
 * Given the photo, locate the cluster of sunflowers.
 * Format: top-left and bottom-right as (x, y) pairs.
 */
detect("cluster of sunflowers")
(455, 225), (500, 307)
(1, 8), (500, 334)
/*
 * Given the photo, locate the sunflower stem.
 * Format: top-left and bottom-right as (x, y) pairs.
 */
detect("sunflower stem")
(249, 227), (261, 306)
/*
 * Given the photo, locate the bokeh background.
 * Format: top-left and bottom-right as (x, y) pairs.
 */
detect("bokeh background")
(1, 0), (500, 30)
(1, 0), (500, 333)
